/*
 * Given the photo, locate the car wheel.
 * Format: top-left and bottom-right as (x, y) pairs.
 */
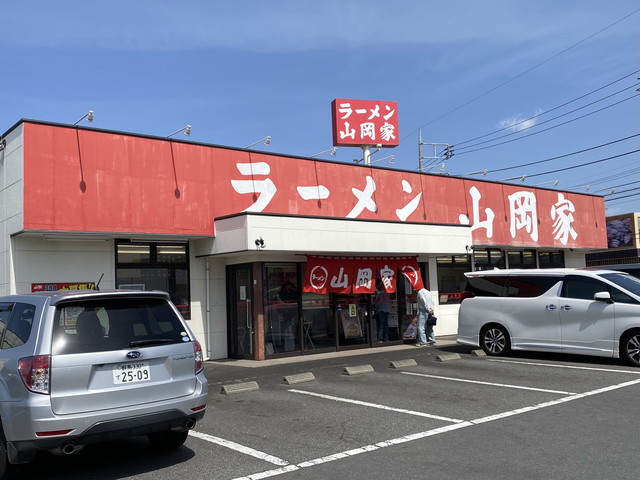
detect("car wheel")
(148, 430), (189, 450)
(480, 325), (510, 356)
(620, 331), (640, 367)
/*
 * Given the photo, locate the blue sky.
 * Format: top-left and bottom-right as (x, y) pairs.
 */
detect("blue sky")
(2, 1), (639, 216)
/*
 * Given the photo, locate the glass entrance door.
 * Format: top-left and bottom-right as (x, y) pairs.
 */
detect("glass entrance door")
(335, 293), (371, 349)
(228, 264), (254, 358)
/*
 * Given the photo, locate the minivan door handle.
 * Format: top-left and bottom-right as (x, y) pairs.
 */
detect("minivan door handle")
(546, 304), (557, 310)
(561, 305), (572, 311)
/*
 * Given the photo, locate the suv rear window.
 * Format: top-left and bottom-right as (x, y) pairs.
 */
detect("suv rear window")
(505, 276), (561, 298)
(52, 297), (189, 354)
(465, 276), (508, 297)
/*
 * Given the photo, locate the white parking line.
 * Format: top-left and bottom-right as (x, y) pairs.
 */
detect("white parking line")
(471, 378), (640, 424)
(401, 371), (576, 395)
(287, 388), (465, 423)
(487, 358), (640, 374)
(231, 378), (640, 480)
(189, 431), (289, 466)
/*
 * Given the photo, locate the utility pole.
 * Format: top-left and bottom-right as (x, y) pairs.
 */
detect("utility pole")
(417, 128), (454, 172)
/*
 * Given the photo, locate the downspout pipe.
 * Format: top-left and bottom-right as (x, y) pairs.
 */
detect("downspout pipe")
(205, 258), (212, 360)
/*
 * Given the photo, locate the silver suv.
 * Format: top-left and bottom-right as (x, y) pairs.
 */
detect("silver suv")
(0, 289), (208, 478)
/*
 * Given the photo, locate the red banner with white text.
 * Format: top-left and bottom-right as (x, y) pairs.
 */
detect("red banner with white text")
(304, 256), (423, 294)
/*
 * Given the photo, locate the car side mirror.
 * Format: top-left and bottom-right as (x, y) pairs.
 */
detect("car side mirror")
(594, 291), (612, 303)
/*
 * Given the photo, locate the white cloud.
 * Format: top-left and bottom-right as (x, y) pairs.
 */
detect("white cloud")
(496, 108), (544, 132)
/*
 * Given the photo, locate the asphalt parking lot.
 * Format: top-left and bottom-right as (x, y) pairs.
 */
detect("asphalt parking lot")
(9, 338), (640, 479)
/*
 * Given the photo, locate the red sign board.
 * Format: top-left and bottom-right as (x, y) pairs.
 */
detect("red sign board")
(303, 256), (423, 294)
(21, 123), (607, 250)
(331, 99), (399, 147)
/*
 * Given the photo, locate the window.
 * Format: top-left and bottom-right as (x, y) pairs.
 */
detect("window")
(473, 249), (505, 271)
(539, 251), (565, 268)
(264, 263), (300, 354)
(505, 276), (561, 297)
(0, 302), (35, 349)
(561, 276), (607, 300)
(507, 250), (536, 269)
(52, 297), (187, 354)
(599, 272), (640, 298)
(465, 276), (508, 297)
(436, 255), (471, 304)
(116, 241), (190, 319)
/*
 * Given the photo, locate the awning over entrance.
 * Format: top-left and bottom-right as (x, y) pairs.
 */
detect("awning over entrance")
(303, 255), (423, 294)
(197, 213), (473, 257)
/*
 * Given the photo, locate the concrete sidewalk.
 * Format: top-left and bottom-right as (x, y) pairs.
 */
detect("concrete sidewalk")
(206, 335), (459, 369)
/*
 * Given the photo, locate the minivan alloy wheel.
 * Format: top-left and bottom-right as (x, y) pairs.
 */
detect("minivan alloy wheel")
(481, 325), (510, 356)
(621, 331), (640, 367)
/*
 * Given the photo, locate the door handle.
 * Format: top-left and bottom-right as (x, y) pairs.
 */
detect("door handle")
(561, 305), (572, 311)
(246, 298), (252, 328)
(546, 304), (557, 310)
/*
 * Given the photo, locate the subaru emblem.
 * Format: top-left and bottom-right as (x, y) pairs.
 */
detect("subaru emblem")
(126, 351), (142, 359)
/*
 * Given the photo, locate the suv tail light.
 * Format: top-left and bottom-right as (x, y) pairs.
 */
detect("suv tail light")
(19, 355), (50, 394)
(194, 340), (204, 374)
(460, 291), (475, 302)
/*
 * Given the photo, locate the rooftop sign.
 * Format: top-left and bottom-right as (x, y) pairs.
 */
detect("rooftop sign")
(331, 99), (399, 147)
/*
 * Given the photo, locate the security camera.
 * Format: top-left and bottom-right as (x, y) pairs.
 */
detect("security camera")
(376, 144), (382, 149)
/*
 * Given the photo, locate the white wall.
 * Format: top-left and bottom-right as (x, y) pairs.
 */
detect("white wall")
(11, 236), (115, 294)
(189, 253), (228, 360)
(0, 125), (25, 296)
(564, 249), (587, 267)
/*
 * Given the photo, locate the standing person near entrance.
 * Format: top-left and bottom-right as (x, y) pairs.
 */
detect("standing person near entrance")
(415, 286), (435, 347)
(375, 280), (391, 343)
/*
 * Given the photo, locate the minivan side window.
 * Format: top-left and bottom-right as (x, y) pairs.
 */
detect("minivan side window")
(506, 276), (561, 298)
(561, 276), (608, 300)
(465, 276), (508, 297)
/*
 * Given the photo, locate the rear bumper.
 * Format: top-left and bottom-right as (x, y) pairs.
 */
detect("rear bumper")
(7, 408), (205, 463)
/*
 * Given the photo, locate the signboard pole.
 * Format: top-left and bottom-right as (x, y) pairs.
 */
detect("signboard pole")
(361, 145), (372, 166)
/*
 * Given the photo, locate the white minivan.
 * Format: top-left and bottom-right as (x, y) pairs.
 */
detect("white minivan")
(457, 268), (640, 367)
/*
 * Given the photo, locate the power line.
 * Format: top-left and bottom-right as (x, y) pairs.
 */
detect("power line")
(567, 166), (640, 189)
(595, 180), (640, 192)
(605, 186), (640, 196)
(605, 192), (640, 202)
(455, 93), (639, 156)
(454, 69), (640, 148)
(401, 8), (640, 140)
(456, 84), (639, 153)
(513, 149), (640, 179)
(459, 133), (640, 175)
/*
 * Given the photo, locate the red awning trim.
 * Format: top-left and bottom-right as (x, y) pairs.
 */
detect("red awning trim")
(303, 255), (424, 294)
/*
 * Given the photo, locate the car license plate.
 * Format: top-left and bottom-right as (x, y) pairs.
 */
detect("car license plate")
(113, 362), (151, 384)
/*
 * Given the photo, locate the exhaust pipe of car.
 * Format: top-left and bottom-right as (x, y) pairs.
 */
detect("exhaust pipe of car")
(184, 419), (196, 430)
(61, 442), (78, 455)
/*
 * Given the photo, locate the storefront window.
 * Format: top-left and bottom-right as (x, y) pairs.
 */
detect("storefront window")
(264, 264), (299, 354)
(301, 291), (333, 350)
(507, 250), (536, 269)
(474, 248), (506, 271)
(436, 255), (471, 304)
(259, 261), (428, 357)
(335, 293), (370, 349)
(116, 244), (151, 263)
(372, 279), (400, 343)
(115, 241), (190, 319)
(539, 251), (565, 268)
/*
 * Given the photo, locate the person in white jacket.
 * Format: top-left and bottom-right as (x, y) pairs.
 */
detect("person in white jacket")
(415, 287), (435, 346)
